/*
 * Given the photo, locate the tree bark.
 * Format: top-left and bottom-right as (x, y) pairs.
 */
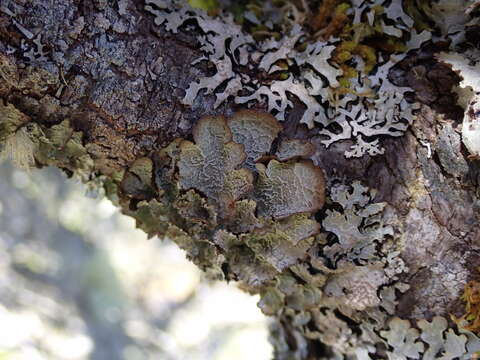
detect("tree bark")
(1, 0), (479, 359)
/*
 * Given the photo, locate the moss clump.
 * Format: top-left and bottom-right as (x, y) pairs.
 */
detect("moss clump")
(456, 281), (480, 334)
(188, 0), (219, 14)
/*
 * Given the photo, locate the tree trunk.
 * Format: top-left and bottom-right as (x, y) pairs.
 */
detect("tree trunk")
(1, 0), (479, 358)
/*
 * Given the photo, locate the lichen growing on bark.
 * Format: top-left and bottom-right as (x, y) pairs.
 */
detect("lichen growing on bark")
(1, 0), (480, 359)
(121, 110), (326, 286)
(144, 0), (432, 158)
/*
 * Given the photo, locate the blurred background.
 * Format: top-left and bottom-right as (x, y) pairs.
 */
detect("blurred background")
(0, 162), (272, 360)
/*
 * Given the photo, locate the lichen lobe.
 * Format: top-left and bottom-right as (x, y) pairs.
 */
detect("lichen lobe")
(177, 115), (253, 215)
(255, 160), (326, 219)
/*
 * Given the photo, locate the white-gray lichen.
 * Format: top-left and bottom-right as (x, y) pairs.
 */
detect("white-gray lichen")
(378, 316), (480, 360)
(323, 181), (394, 264)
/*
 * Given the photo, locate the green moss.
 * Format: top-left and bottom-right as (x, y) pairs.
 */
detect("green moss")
(455, 281), (480, 335)
(188, 0), (219, 12)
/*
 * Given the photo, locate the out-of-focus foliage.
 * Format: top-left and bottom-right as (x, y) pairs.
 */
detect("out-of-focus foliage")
(0, 163), (271, 360)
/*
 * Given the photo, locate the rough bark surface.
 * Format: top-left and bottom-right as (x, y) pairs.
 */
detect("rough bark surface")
(1, 0), (480, 359)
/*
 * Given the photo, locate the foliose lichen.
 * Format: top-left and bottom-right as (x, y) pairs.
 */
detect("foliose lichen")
(2, 2), (480, 359)
(0, 54), (95, 179)
(143, 0), (443, 158)
(119, 110), (326, 289)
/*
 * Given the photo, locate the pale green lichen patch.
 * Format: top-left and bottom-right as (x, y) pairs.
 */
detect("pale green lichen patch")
(227, 110), (282, 168)
(123, 199), (172, 237)
(380, 318), (425, 359)
(258, 287), (284, 315)
(378, 316), (475, 360)
(224, 199), (258, 234)
(276, 139), (315, 161)
(241, 217), (317, 271)
(0, 102), (30, 141)
(418, 316), (449, 360)
(34, 120), (94, 181)
(0, 54), (19, 97)
(128, 157), (153, 186)
(322, 181), (394, 264)
(121, 157), (155, 200)
(324, 265), (388, 310)
(0, 113), (93, 175)
(255, 160), (325, 219)
(178, 115), (254, 216)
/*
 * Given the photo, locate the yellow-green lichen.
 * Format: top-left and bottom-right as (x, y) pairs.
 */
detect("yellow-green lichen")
(121, 157), (155, 200)
(0, 102), (30, 141)
(177, 115), (254, 217)
(0, 125), (36, 170)
(188, 0), (219, 12)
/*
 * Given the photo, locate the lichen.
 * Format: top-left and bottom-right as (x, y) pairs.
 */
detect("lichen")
(322, 181), (394, 264)
(121, 157), (155, 200)
(0, 125), (36, 170)
(247, 178), (419, 359)
(2, 2), (479, 359)
(324, 265), (388, 310)
(4, 98), (479, 358)
(275, 139), (315, 161)
(418, 316), (449, 360)
(255, 160), (325, 219)
(376, 316), (478, 360)
(227, 110), (282, 169)
(177, 115), (254, 216)
(241, 214), (319, 271)
(35, 120), (94, 181)
(145, 0), (434, 158)
(380, 318), (425, 359)
(0, 101), (30, 141)
(115, 109), (326, 293)
(0, 53), (19, 97)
